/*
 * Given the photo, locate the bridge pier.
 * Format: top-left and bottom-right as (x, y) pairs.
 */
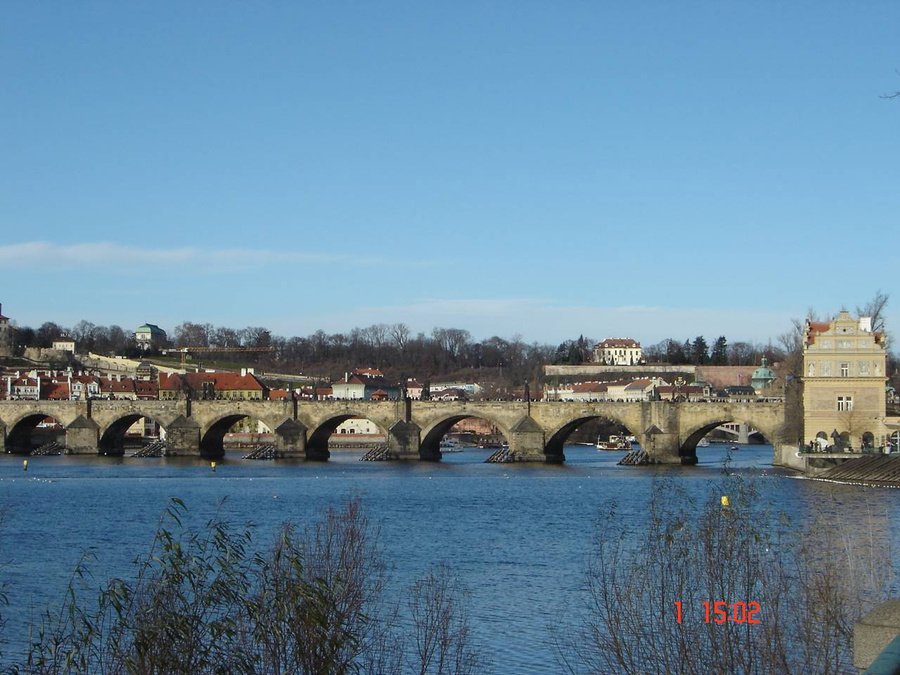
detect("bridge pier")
(165, 415), (201, 456)
(637, 402), (687, 464)
(389, 420), (425, 460)
(507, 416), (552, 462)
(272, 418), (307, 459)
(645, 431), (687, 464)
(66, 415), (100, 455)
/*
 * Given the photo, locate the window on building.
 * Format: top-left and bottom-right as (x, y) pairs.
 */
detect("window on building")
(840, 363), (849, 377)
(837, 396), (853, 412)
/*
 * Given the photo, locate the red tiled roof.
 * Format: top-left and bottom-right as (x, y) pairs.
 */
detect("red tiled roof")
(353, 367), (384, 377)
(100, 377), (136, 393)
(343, 375), (367, 385)
(572, 382), (607, 393)
(299, 386), (333, 396)
(135, 381), (158, 397)
(159, 373), (183, 390)
(43, 382), (70, 400)
(596, 338), (641, 348)
(70, 375), (97, 384)
(805, 321), (832, 345)
(186, 372), (265, 391)
(160, 372), (264, 392)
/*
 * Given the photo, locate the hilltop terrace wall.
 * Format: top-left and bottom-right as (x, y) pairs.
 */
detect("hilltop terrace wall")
(544, 365), (696, 378)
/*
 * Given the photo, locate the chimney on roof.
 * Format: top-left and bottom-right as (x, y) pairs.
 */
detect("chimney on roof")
(241, 368), (247, 377)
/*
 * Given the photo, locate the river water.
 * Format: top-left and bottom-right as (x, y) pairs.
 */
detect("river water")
(1, 444), (899, 672)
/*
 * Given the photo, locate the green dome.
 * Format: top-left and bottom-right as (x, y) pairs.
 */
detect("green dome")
(751, 357), (776, 383)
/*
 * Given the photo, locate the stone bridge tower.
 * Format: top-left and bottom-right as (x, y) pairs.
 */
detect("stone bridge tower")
(802, 310), (889, 451)
(0, 303), (12, 359)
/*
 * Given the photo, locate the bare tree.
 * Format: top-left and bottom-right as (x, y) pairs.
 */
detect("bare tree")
(407, 564), (484, 675)
(245, 497), (392, 674)
(241, 326), (272, 349)
(554, 475), (895, 675)
(390, 322), (411, 352)
(212, 326), (241, 348)
(173, 321), (213, 348)
(857, 290), (890, 333)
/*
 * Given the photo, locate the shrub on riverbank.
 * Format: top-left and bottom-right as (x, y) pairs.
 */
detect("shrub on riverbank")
(13, 497), (485, 675)
(555, 475), (897, 674)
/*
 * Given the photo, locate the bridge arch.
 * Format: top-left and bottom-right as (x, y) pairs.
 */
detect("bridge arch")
(199, 412), (282, 459)
(306, 412), (391, 460)
(544, 413), (640, 460)
(6, 412), (68, 454)
(680, 415), (781, 463)
(99, 414), (167, 456)
(419, 414), (511, 459)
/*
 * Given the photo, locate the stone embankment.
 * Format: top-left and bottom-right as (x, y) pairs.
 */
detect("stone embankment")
(810, 455), (900, 487)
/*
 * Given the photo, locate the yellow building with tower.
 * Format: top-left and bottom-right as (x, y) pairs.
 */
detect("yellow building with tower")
(802, 310), (897, 451)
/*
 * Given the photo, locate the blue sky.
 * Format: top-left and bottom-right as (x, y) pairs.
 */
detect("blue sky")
(2, 2), (898, 347)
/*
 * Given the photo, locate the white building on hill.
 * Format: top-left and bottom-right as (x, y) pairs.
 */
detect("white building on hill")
(593, 338), (642, 366)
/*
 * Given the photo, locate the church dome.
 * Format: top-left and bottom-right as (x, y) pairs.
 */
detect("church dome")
(751, 357), (776, 387)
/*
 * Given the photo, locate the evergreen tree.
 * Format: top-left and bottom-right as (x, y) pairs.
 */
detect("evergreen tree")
(710, 336), (728, 365)
(567, 342), (582, 364)
(553, 342), (569, 365)
(665, 339), (688, 365)
(690, 336), (709, 365)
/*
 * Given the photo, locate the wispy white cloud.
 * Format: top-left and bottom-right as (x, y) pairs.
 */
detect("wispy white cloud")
(0, 241), (381, 269)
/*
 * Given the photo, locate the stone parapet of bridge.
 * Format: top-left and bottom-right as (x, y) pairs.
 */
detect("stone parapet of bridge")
(0, 399), (787, 464)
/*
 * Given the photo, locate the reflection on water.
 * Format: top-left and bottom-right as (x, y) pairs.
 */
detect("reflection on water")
(1, 444), (899, 672)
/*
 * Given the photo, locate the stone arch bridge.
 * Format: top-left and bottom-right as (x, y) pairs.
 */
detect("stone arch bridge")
(0, 399), (786, 464)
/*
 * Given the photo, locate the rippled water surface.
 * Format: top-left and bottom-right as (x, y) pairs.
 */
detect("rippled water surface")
(2, 444), (899, 672)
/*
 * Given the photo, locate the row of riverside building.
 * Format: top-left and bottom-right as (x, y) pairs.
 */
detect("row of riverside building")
(0, 366), (484, 403)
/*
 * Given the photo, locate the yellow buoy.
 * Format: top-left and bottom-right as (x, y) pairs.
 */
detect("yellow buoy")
(721, 495), (730, 508)
(211, 461), (217, 472)
(23, 460), (28, 472)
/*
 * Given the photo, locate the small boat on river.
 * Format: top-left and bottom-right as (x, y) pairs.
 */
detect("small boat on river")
(440, 440), (464, 453)
(596, 435), (632, 451)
